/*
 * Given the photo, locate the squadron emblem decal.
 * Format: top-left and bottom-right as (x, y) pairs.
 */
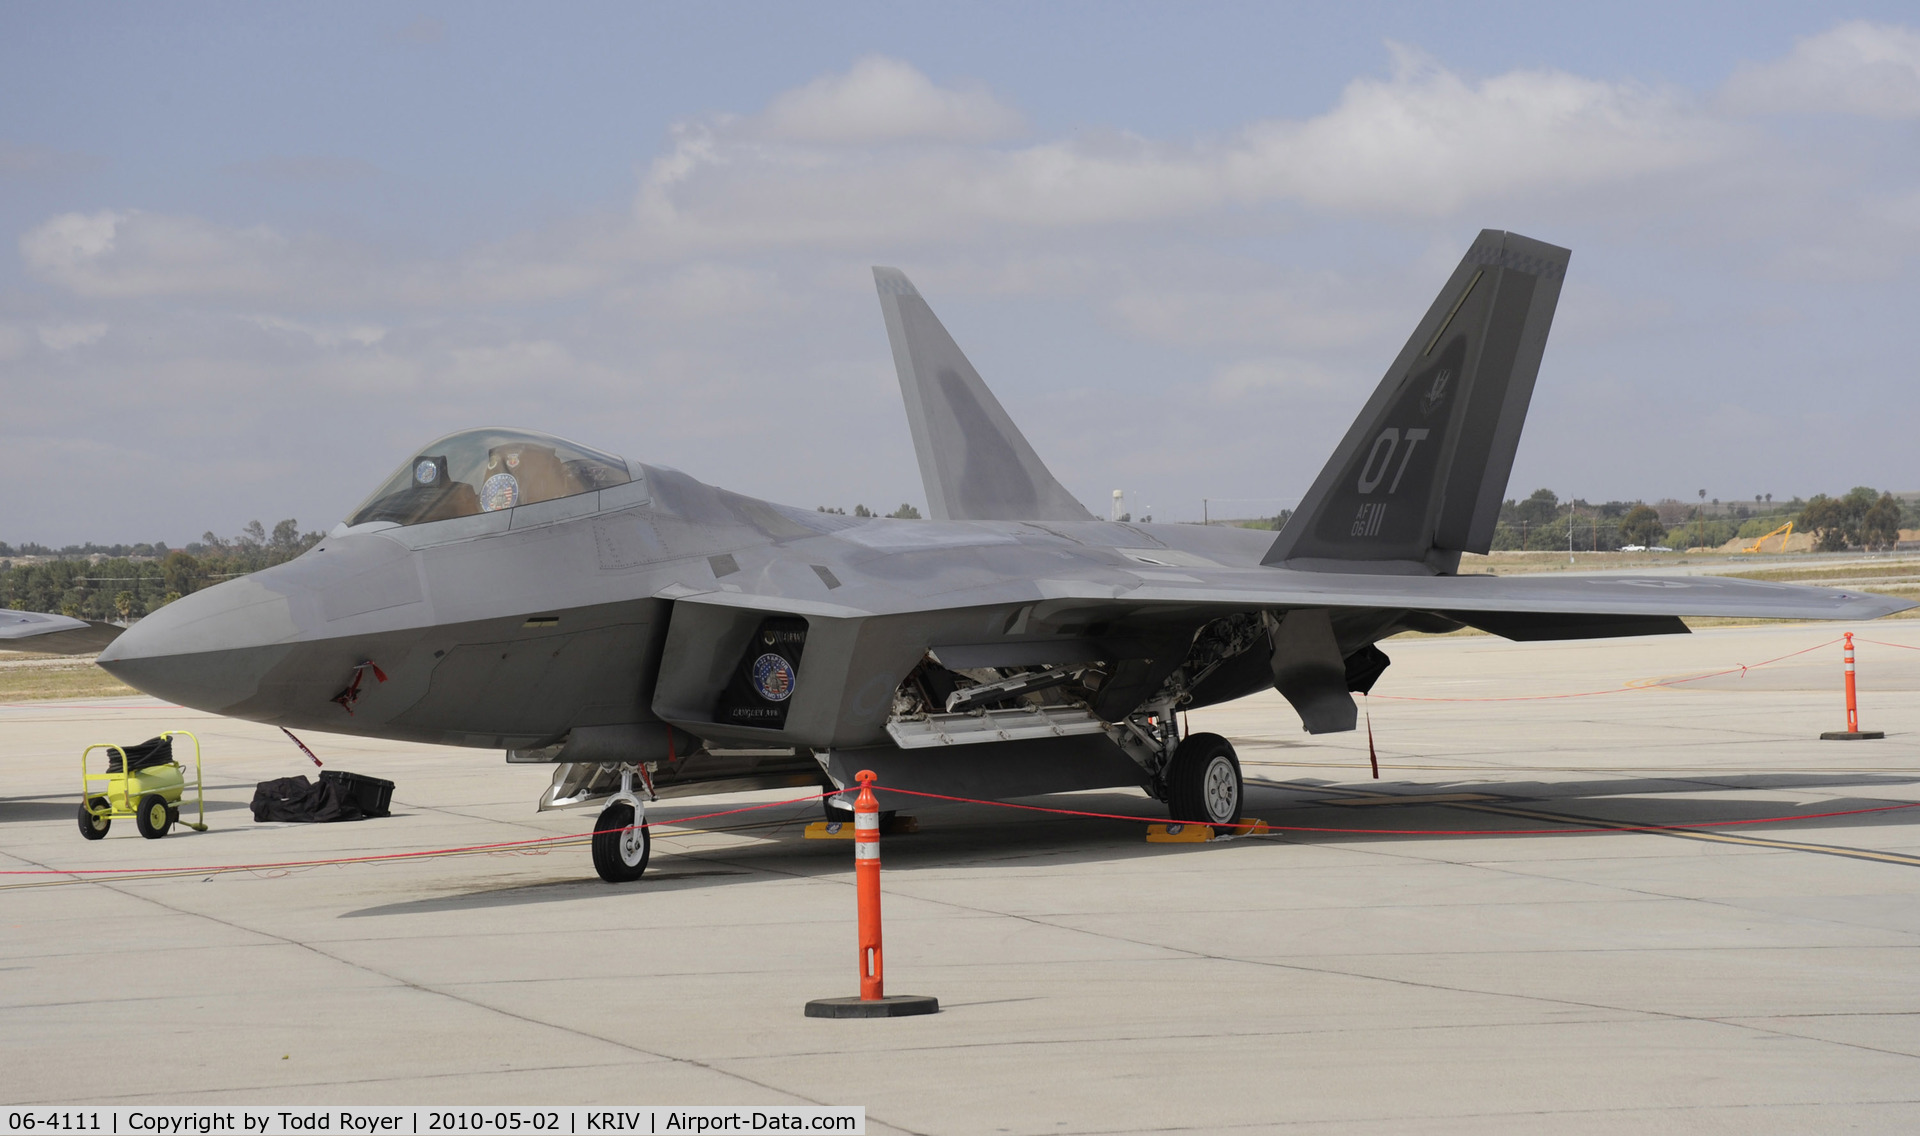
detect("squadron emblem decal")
(752, 653), (797, 702)
(480, 472), (520, 512)
(1421, 369), (1452, 417)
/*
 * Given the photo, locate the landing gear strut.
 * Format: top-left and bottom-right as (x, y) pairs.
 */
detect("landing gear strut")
(590, 765), (651, 883)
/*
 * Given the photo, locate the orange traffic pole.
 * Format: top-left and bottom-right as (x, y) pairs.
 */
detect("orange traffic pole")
(804, 770), (939, 1018)
(854, 770), (884, 1001)
(1822, 632), (1884, 741)
(1844, 633), (1859, 734)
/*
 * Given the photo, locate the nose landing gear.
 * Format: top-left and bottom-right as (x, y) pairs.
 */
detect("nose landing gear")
(590, 764), (652, 883)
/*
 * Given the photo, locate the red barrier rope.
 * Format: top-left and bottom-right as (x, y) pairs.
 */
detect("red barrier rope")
(0, 788), (837, 878)
(1373, 636), (1842, 702)
(1859, 638), (1920, 652)
(6, 628), (1911, 884)
(865, 784), (1920, 836)
(8, 783), (1919, 887)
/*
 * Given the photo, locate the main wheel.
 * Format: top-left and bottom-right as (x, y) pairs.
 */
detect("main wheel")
(78, 802), (110, 840)
(591, 801), (650, 883)
(135, 793), (173, 839)
(1164, 733), (1243, 830)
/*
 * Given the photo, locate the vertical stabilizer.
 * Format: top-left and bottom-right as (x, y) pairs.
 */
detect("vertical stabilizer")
(1264, 230), (1569, 573)
(873, 268), (1093, 523)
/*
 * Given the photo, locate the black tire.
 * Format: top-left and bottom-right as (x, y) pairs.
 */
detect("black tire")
(135, 793), (173, 839)
(78, 802), (109, 840)
(1165, 733), (1242, 830)
(591, 802), (649, 883)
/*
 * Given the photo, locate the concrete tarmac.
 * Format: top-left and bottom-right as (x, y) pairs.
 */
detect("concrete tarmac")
(3, 621), (1919, 1134)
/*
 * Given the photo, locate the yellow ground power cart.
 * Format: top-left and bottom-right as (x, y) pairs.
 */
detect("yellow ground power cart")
(78, 731), (207, 840)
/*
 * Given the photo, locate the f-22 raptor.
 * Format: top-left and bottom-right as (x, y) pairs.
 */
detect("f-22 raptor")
(8, 231), (1907, 881)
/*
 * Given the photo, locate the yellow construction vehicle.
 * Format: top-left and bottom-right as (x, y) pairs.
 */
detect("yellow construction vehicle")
(1744, 521), (1793, 554)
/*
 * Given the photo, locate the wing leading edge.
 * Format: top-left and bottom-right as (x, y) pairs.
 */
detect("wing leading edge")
(1020, 567), (1913, 626)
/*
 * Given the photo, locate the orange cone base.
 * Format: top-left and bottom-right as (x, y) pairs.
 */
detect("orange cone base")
(805, 994), (940, 1018)
(1821, 730), (1885, 740)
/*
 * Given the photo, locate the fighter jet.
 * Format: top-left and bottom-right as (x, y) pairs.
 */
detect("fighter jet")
(6, 231), (1908, 881)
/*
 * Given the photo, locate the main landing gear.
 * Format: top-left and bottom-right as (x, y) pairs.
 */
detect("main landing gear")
(1164, 732), (1243, 829)
(1111, 704), (1245, 831)
(590, 765), (651, 883)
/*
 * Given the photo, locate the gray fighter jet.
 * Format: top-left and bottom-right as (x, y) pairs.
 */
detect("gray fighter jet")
(7, 231), (1908, 881)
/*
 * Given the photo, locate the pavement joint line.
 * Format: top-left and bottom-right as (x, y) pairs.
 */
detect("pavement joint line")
(1253, 778), (1920, 867)
(0, 846), (860, 1115)
(725, 1012), (1652, 1064)
(864, 861), (1920, 1067)
(9, 1060), (647, 1108)
(1057, 1096), (1920, 1135)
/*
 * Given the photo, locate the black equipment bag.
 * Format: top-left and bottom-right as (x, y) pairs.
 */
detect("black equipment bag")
(319, 770), (394, 817)
(249, 775), (364, 823)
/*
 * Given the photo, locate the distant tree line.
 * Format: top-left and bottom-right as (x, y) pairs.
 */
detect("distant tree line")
(1234, 510), (1293, 532)
(1485, 488), (1914, 552)
(818, 504), (922, 519)
(0, 520), (323, 622)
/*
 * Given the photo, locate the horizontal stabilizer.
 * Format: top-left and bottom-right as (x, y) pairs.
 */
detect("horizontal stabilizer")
(1266, 230), (1569, 573)
(0, 609), (124, 655)
(874, 267), (1093, 523)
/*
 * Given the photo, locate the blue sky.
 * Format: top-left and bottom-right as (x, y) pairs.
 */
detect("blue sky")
(4, 3), (1918, 543)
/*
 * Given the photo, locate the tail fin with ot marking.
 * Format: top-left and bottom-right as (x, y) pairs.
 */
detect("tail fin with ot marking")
(1264, 230), (1569, 573)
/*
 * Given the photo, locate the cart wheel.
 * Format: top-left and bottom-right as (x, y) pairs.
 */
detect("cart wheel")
(78, 803), (109, 840)
(136, 793), (173, 839)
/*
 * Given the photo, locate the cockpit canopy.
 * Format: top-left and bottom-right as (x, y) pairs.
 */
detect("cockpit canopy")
(347, 428), (633, 527)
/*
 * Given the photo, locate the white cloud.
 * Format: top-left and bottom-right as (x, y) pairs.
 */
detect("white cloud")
(1113, 283), (1396, 351)
(21, 210), (292, 299)
(1207, 357), (1349, 402)
(18, 207), (618, 307)
(10, 32), (1920, 541)
(0, 141), (101, 178)
(250, 315), (386, 348)
(758, 56), (1023, 144)
(1229, 45), (1727, 215)
(1723, 21), (1920, 118)
(15, 52), (1743, 306)
(634, 48), (1729, 249)
(0, 323), (31, 361)
(37, 322), (108, 351)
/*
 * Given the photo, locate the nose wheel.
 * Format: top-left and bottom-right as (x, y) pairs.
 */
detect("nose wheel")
(590, 764), (652, 883)
(1164, 732), (1242, 831)
(591, 801), (650, 882)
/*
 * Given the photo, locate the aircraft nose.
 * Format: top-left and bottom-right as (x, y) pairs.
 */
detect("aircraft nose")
(97, 576), (301, 713)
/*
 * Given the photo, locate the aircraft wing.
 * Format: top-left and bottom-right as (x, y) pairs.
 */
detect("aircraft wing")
(1016, 565), (1911, 631)
(0, 609), (125, 655)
